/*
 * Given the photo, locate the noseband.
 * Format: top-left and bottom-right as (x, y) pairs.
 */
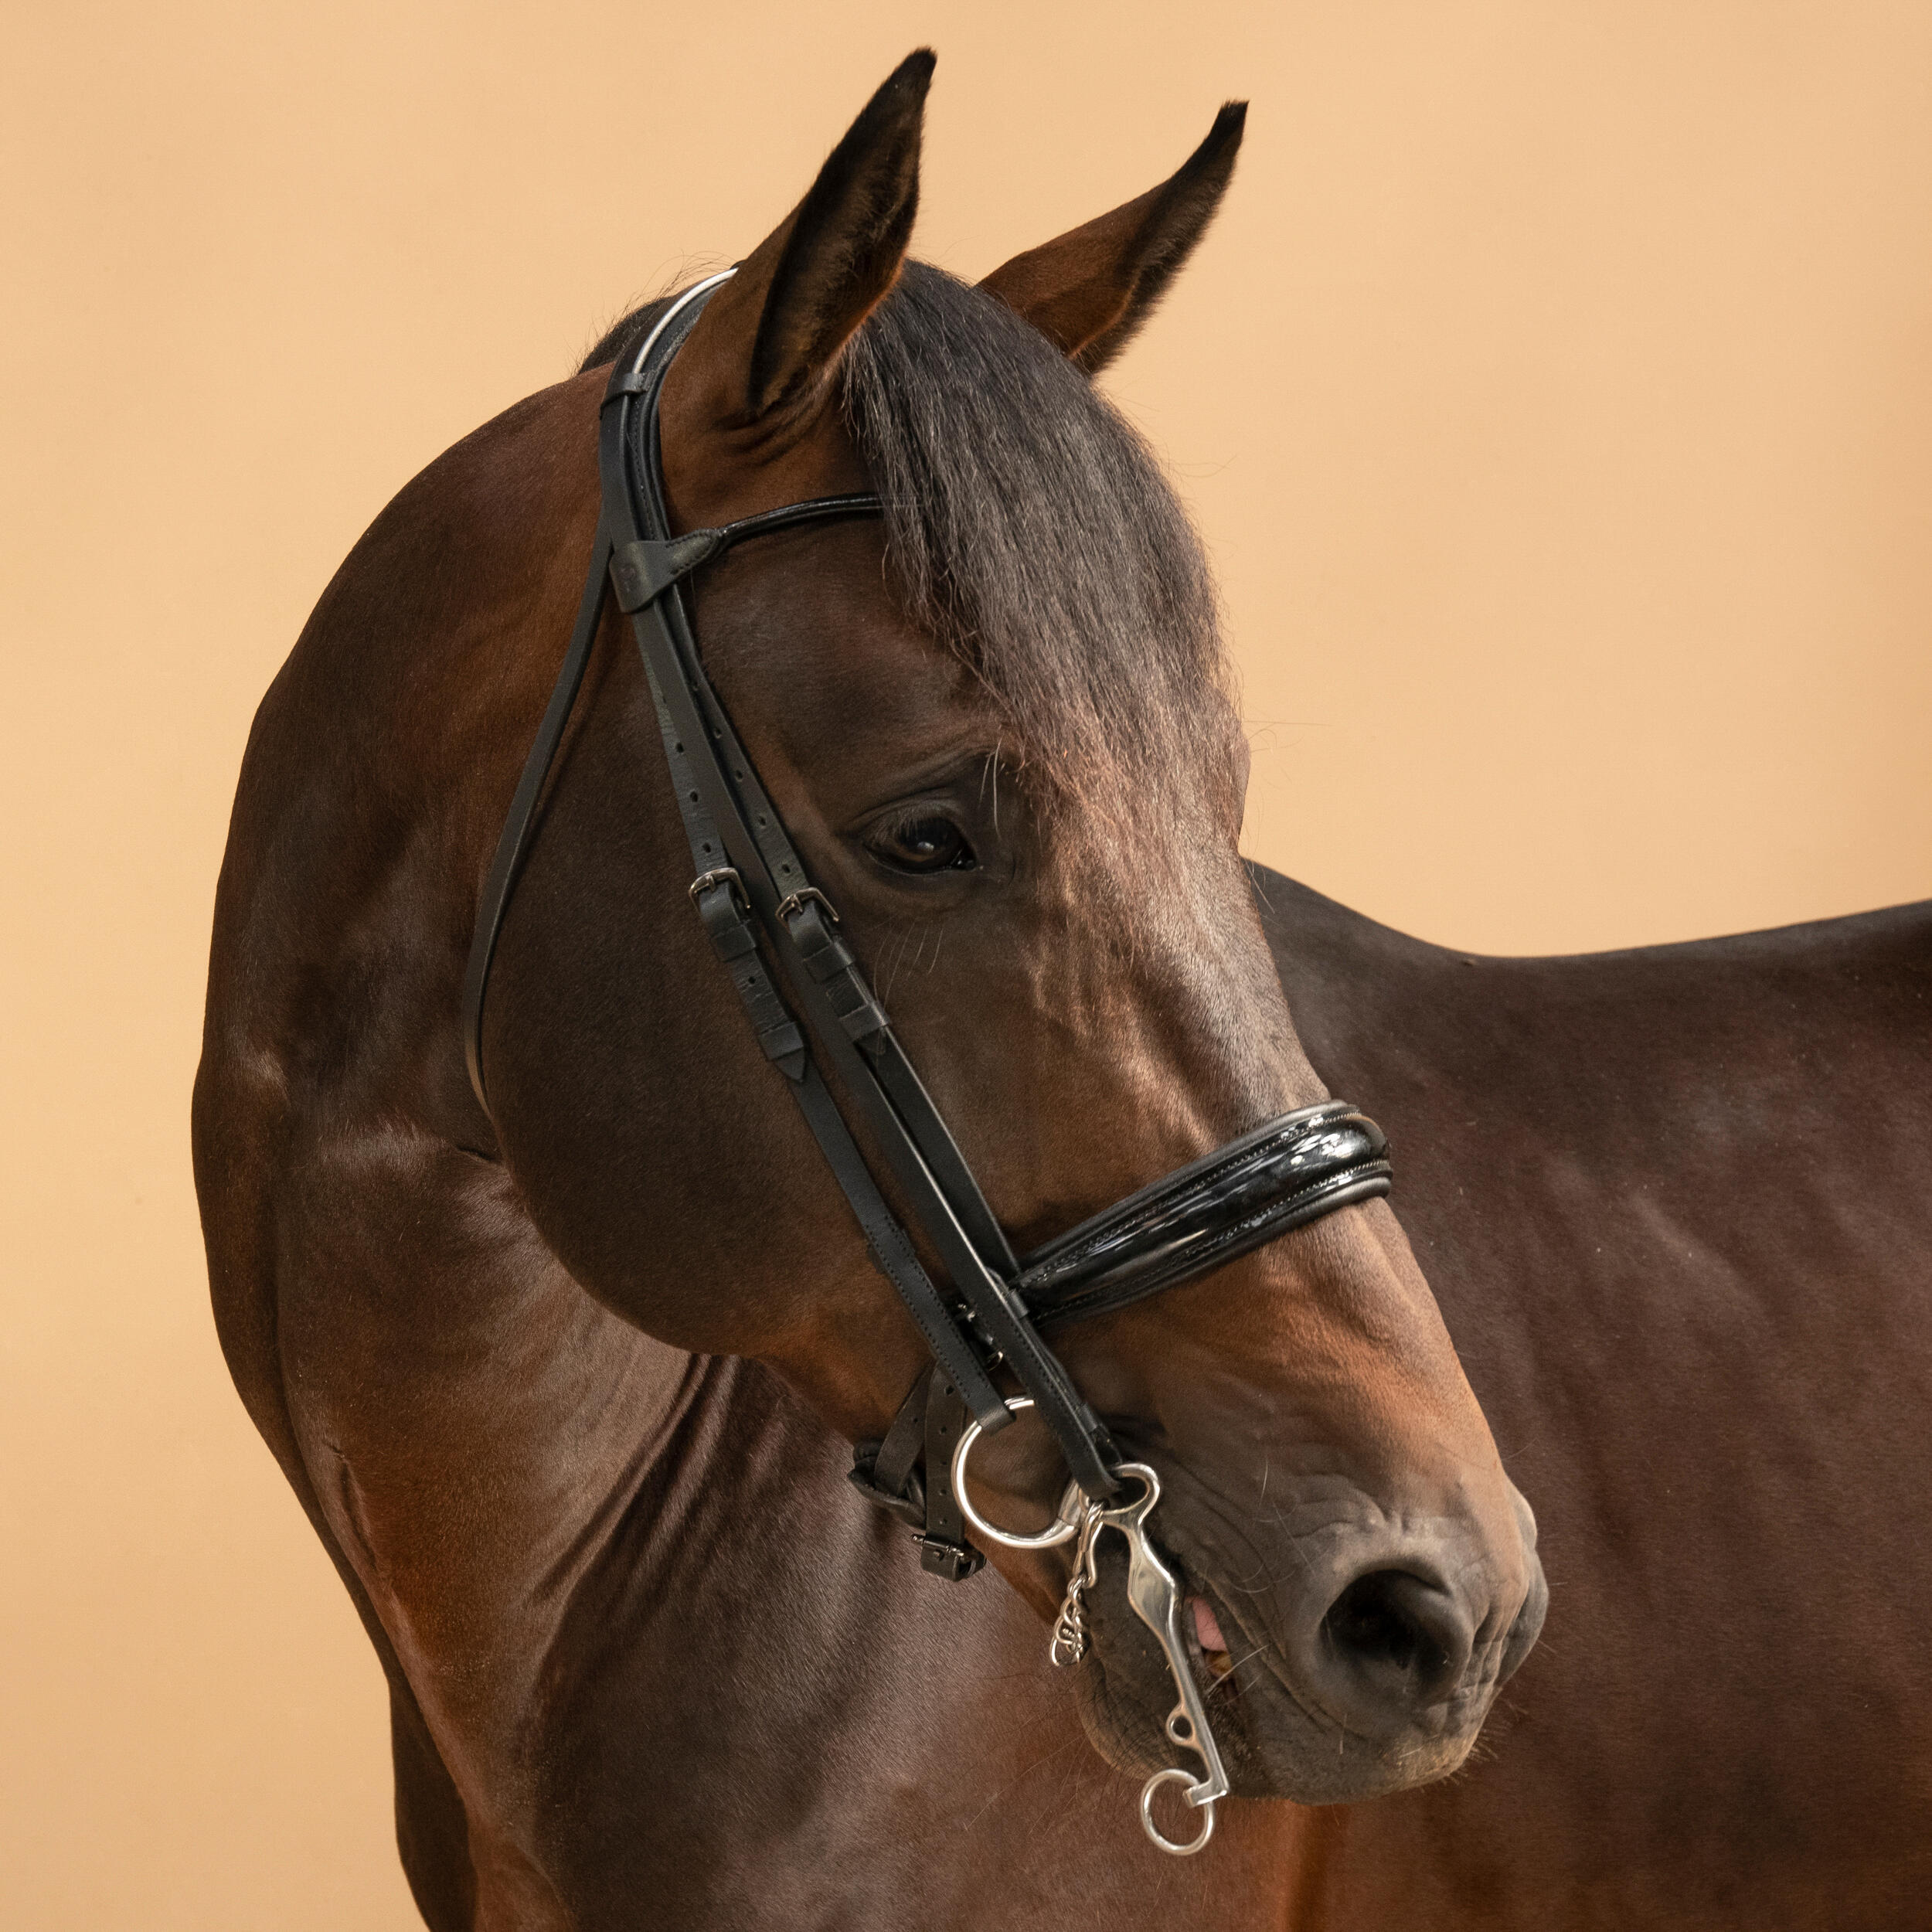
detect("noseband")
(462, 270), (1393, 1851)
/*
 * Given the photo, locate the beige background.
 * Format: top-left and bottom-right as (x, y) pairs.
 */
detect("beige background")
(5, 3), (1928, 1925)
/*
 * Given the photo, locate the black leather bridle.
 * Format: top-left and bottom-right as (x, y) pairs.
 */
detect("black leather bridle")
(463, 271), (1393, 1580)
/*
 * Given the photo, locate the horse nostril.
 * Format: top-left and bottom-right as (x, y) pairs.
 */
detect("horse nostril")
(1321, 1570), (1470, 1703)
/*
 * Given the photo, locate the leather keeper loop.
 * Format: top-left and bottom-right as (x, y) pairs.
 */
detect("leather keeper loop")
(838, 998), (890, 1043)
(696, 896), (758, 962)
(786, 899), (889, 1039)
(757, 1018), (808, 1077)
(783, 901), (849, 979)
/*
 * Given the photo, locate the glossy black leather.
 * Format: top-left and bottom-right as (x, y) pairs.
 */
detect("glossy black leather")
(1019, 1103), (1392, 1329)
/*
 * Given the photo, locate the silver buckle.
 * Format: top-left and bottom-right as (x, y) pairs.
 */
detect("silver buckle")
(775, 886), (839, 925)
(688, 866), (746, 907)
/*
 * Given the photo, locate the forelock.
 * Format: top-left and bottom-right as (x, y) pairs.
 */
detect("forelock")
(582, 264), (1240, 833)
(840, 262), (1235, 819)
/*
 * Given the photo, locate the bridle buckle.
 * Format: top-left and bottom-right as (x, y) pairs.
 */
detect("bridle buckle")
(689, 866), (746, 908)
(913, 1534), (985, 1582)
(776, 886), (839, 926)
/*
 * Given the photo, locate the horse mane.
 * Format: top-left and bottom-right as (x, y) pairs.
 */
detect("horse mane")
(581, 262), (1234, 812)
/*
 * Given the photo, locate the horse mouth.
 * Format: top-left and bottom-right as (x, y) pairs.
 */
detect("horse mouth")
(1189, 1592), (1237, 1679)
(1070, 1534), (1495, 1806)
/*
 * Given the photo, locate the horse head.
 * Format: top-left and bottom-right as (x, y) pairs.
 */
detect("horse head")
(475, 51), (1545, 1817)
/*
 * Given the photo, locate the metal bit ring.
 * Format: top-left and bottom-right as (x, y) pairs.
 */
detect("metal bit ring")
(951, 1396), (1087, 1550)
(1140, 1767), (1216, 1856)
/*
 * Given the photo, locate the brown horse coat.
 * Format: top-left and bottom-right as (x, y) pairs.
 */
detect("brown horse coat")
(1260, 874), (1932, 1924)
(192, 50), (1928, 1932)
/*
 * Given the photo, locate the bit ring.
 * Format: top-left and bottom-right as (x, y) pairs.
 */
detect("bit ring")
(1140, 1768), (1217, 1856)
(951, 1396), (1087, 1550)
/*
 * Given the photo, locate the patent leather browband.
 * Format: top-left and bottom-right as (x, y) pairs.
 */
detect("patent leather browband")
(463, 268), (1393, 1580)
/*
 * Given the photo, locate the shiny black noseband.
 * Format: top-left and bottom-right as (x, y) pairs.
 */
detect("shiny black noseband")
(463, 271), (1393, 1579)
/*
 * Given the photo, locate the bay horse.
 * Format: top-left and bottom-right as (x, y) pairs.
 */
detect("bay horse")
(192, 50), (1927, 1930)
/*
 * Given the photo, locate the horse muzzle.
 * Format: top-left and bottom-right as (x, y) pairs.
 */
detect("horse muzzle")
(1072, 1474), (1547, 1806)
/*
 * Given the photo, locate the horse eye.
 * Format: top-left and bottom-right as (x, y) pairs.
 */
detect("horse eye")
(869, 815), (977, 875)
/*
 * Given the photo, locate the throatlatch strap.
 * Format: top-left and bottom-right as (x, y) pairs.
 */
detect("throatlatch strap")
(462, 528), (614, 1107)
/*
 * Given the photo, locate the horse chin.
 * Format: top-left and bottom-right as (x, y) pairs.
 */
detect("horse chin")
(1070, 1547), (1488, 1806)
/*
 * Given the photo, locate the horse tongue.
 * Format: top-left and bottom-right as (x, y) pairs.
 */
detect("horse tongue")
(1190, 1596), (1228, 1655)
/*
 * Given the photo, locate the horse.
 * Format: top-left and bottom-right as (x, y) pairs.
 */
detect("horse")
(190, 49), (1924, 1929)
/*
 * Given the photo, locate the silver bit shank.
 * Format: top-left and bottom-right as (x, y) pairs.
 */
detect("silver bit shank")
(954, 1414), (1230, 1855)
(1087, 1464), (1229, 1855)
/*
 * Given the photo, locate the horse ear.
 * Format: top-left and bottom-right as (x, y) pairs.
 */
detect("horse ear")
(979, 102), (1246, 376)
(665, 50), (931, 443)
